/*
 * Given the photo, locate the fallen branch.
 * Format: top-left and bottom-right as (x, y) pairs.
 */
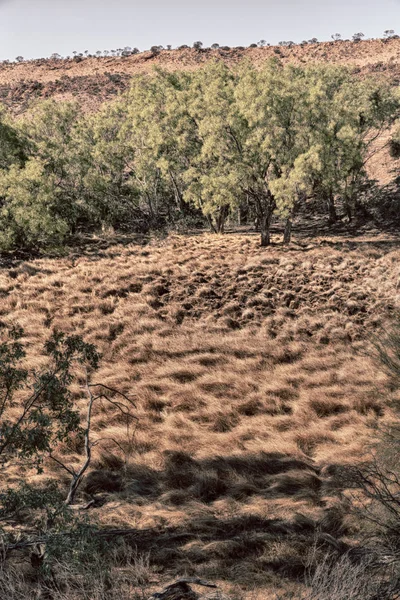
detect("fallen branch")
(149, 578), (217, 600)
(2, 525), (186, 551)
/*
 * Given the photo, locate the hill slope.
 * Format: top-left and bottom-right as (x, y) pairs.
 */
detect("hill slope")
(2, 38), (400, 113)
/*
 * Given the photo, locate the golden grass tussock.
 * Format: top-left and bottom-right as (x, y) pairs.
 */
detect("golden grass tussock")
(1, 229), (400, 596)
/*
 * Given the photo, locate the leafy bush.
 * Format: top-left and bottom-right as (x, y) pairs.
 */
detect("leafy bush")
(0, 62), (398, 251)
(390, 127), (400, 158)
(0, 322), (140, 599)
(0, 158), (70, 250)
(0, 325), (99, 470)
(352, 32), (365, 42)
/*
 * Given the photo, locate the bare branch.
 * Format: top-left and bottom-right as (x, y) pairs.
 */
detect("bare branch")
(48, 454), (77, 477)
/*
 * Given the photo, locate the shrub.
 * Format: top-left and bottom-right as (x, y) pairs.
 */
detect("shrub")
(301, 553), (398, 600)
(390, 131), (400, 158)
(0, 158), (71, 251)
(150, 45), (162, 55)
(352, 32), (365, 42)
(383, 29), (396, 39)
(343, 320), (400, 579)
(0, 325), (99, 470)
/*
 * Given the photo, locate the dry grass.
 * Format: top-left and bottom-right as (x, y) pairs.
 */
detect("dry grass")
(2, 228), (400, 596)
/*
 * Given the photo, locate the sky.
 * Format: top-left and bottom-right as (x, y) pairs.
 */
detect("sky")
(0, 0), (399, 61)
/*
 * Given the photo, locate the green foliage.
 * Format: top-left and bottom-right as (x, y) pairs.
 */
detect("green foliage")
(390, 125), (400, 158)
(0, 481), (71, 530)
(0, 107), (26, 170)
(0, 158), (70, 250)
(0, 325), (99, 471)
(182, 62), (243, 232)
(0, 325), (142, 591)
(0, 60), (398, 251)
(0, 480), (111, 581)
(0, 326), (109, 579)
(75, 100), (140, 228)
(0, 101), (88, 250)
(298, 67), (398, 220)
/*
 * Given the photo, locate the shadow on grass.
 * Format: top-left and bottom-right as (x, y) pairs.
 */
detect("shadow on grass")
(83, 451), (352, 584)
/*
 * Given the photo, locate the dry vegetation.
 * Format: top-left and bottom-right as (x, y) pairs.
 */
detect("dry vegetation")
(2, 38), (400, 114)
(2, 222), (400, 597)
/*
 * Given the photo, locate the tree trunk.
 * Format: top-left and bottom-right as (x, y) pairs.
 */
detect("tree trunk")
(344, 198), (353, 222)
(254, 192), (275, 247)
(169, 170), (186, 213)
(215, 205), (229, 233)
(327, 192), (337, 224)
(206, 214), (217, 233)
(238, 197), (249, 226)
(283, 217), (292, 244)
(259, 213), (271, 247)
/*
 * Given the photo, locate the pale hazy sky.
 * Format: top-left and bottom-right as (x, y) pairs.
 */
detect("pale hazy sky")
(0, 0), (399, 61)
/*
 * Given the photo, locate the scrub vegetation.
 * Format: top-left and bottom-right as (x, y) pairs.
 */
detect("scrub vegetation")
(0, 38), (400, 600)
(0, 59), (398, 252)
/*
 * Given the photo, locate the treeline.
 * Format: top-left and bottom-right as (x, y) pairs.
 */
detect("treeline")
(6, 30), (399, 63)
(0, 59), (398, 250)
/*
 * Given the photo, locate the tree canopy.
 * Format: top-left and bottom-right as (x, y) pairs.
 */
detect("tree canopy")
(0, 60), (397, 250)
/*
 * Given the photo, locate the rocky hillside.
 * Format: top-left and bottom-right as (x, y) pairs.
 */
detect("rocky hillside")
(1, 38), (400, 114)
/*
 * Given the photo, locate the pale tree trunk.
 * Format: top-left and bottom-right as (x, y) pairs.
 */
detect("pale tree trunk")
(206, 214), (217, 233)
(169, 170), (186, 213)
(216, 205), (229, 233)
(345, 198), (353, 222)
(260, 215), (269, 247)
(327, 191), (337, 224)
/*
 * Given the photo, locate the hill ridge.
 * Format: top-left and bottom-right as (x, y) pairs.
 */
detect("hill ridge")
(2, 37), (400, 98)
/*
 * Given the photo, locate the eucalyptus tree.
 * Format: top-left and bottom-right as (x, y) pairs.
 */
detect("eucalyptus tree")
(182, 59), (309, 244)
(121, 69), (199, 224)
(181, 61), (244, 234)
(75, 99), (140, 228)
(238, 62), (399, 237)
(296, 66), (399, 222)
(0, 106), (26, 169)
(235, 59), (312, 244)
(0, 101), (85, 250)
